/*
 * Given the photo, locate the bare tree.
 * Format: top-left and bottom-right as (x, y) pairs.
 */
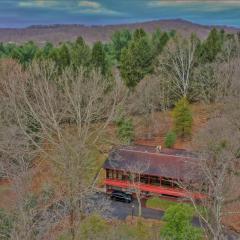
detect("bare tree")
(159, 34), (198, 99)
(128, 74), (171, 139)
(179, 116), (240, 240)
(1, 60), (126, 240)
(152, 62), (174, 111)
(126, 159), (150, 217)
(194, 37), (240, 104)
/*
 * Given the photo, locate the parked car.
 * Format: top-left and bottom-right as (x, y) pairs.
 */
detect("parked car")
(110, 190), (133, 203)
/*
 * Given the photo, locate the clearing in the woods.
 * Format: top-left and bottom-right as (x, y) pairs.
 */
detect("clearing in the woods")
(1, 103), (239, 233)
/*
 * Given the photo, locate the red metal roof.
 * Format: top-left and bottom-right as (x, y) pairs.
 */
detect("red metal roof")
(103, 145), (200, 181)
(104, 179), (205, 199)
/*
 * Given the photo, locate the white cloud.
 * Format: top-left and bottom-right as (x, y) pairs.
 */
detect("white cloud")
(19, 0), (123, 16)
(19, 0), (59, 8)
(79, 8), (120, 15)
(78, 1), (101, 9)
(78, 0), (121, 15)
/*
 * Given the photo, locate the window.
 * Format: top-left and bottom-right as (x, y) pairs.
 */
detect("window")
(106, 169), (109, 178)
(150, 176), (160, 186)
(113, 170), (117, 179)
(109, 170), (114, 179)
(140, 175), (149, 184)
(117, 171), (123, 180)
(122, 173), (129, 181)
(161, 177), (173, 187)
(134, 174), (140, 182)
(172, 179), (179, 188)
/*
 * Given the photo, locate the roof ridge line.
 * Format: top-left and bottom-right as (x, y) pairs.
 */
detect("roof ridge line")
(119, 148), (196, 160)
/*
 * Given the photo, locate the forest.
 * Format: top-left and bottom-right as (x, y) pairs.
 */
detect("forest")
(0, 27), (240, 240)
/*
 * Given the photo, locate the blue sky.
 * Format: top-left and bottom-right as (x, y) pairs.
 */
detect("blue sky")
(1, 0), (240, 28)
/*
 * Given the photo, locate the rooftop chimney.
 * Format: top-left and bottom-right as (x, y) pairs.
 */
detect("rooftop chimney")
(156, 145), (162, 153)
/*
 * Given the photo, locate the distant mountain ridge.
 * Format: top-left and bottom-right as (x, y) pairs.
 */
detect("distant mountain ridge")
(0, 19), (239, 45)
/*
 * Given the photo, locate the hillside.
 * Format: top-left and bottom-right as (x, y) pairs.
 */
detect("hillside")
(0, 19), (239, 45)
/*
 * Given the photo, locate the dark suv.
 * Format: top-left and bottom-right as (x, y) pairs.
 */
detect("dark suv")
(110, 190), (133, 203)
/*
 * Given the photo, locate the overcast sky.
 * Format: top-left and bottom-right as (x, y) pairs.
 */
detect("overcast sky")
(1, 0), (240, 28)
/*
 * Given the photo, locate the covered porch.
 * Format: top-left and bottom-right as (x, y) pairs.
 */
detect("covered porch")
(104, 178), (205, 199)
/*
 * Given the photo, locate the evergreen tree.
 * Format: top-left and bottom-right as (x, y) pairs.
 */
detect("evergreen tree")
(116, 117), (134, 144)
(152, 29), (170, 56)
(76, 36), (85, 46)
(71, 36), (91, 69)
(103, 43), (116, 67)
(111, 29), (132, 61)
(198, 28), (224, 63)
(0, 43), (16, 58)
(49, 48), (60, 65)
(133, 28), (147, 40)
(58, 44), (71, 68)
(173, 97), (193, 138)
(120, 35), (153, 89)
(11, 41), (37, 66)
(35, 42), (54, 60)
(91, 41), (107, 75)
(169, 29), (177, 38)
(48, 44), (71, 71)
(164, 131), (177, 148)
(161, 204), (202, 240)
(43, 42), (53, 57)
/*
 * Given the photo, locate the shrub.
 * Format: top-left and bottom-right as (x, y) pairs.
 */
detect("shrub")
(164, 131), (177, 148)
(173, 97), (193, 138)
(116, 117), (134, 144)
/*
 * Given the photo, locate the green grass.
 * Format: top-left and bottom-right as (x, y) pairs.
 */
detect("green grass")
(146, 197), (207, 216)
(146, 197), (179, 211)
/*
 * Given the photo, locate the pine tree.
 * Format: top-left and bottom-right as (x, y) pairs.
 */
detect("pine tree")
(198, 28), (224, 63)
(133, 28), (147, 40)
(116, 117), (134, 144)
(111, 29), (132, 61)
(11, 41), (37, 67)
(152, 29), (170, 56)
(42, 42), (53, 58)
(71, 36), (91, 69)
(173, 97), (193, 138)
(91, 41), (107, 75)
(58, 44), (71, 68)
(164, 131), (177, 148)
(120, 35), (153, 89)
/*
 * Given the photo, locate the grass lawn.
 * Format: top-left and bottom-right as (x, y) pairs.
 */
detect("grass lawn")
(146, 197), (206, 216)
(146, 197), (181, 211)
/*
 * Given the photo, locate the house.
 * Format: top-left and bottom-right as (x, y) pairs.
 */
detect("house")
(103, 145), (205, 199)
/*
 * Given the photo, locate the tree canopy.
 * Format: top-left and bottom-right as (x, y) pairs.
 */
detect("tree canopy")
(120, 30), (154, 89)
(161, 204), (203, 240)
